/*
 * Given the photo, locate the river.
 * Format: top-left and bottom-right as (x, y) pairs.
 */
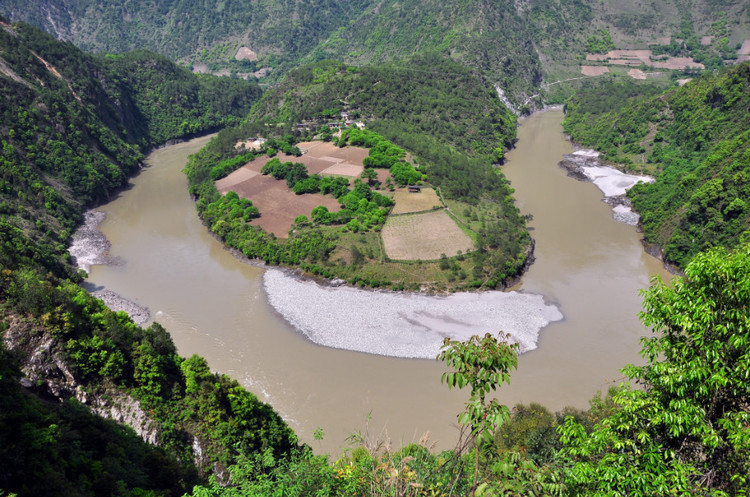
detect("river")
(78, 109), (671, 455)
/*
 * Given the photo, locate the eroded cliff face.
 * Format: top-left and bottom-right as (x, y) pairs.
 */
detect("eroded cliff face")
(2, 314), (159, 445)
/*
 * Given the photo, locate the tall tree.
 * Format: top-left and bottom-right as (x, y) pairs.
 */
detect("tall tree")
(561, 244), (750, 495)
(438, 332), (518, 492)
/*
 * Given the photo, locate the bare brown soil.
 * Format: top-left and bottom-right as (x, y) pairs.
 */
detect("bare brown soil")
(390, 188), (442, 215)
(217, 173), (340, 237)
(298, 141), (370, 165)
(215, 168), (258, 191)
(214, 142), (382, 237)
(651, 57), (704, 70)
(739, 40), (750, 56)
(701, 36), (713, 46)
(587, 50), (652, 64)
(382, 210), (474, 261)
(628, 68), (647, 79)
(580, 66), (610, 76)
(321, 163), (363, 177)
(586, 49), (704, 70)
(235, 47), (258, 61)
(235, 139), (265, 151)
(192, 63), (209, 74)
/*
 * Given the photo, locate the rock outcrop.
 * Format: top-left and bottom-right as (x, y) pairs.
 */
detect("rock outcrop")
(2, 315), (159, 445)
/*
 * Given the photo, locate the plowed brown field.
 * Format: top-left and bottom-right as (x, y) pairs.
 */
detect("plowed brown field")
(382, 210), (474, 260)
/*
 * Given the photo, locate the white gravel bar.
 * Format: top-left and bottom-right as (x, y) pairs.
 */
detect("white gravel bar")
(562, 149), (654, 225)
(263, 269), (563, 358)
(579, 164), (654, 197)
(68, 210), (110, 273)
(69, 210), (151, 326)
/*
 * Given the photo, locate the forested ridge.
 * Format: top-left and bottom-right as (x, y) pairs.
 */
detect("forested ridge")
(0, 19), (302, 496)
(4, 0), (750, 106)
(563, 63), (750, 268)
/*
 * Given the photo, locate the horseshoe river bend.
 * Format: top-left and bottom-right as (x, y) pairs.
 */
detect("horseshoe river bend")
(69, 108), (671, 454)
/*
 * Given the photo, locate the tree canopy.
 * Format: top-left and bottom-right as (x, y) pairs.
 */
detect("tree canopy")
(561, 243), (750, 495)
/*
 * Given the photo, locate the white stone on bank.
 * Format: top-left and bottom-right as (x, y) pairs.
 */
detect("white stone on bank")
(263, 269), (563, 359)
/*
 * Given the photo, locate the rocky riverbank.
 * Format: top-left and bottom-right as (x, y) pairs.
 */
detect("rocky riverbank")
(558, 149), (653, 226)
(89, 289), (151, 326)
(69, 210), (151, 326)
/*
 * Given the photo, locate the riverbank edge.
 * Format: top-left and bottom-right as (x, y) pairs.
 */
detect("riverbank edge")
(69, 209), (153, 326)
(557, 140), (683, 275)
(66, 132), (221, 326)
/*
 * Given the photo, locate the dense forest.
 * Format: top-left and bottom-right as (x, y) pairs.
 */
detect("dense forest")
(5, 0), (749, 104)
(563, 63), (750, 268)
(0, 19), (301, 496)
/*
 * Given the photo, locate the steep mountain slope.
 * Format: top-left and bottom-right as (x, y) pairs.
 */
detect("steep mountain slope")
(0, 18), (260, 278)
(0, 0), (373, 80)
(0, 0), (542, 100)
(0, 19), (299, 496)
(4, 0), (750, 104)
(563, 62), (750, 268)
(300, 0), (543, 100)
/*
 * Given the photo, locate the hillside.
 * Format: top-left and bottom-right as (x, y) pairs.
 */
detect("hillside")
(3, 0), (750, 105)
(0, 19), (300, 496)
(183, 55), (532, 291)
(562, 62), (750, 268)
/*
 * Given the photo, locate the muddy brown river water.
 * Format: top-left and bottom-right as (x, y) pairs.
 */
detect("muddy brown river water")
(82, 109), (671, 455)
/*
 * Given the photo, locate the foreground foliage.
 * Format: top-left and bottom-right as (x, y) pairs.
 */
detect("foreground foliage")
(561, 244), (750, 495)
(187, 243), (750, 496)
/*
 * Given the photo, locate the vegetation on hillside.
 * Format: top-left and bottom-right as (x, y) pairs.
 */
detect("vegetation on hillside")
(184, 56), (531, 290)
(0, 19), (260, 279)
(6, 0), (750, 107)
(563, 64), (750, 268)
(0, 19), (298, 496)
(0, 0), (371, 76)
(186, 243), (750, 496)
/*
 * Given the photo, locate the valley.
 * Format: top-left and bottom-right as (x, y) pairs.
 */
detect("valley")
(1, 2), (750, 494)
(74, 109), (670, 458)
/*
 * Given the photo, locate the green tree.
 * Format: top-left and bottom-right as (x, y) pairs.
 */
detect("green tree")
(560, 244), (750, 495)
(361, 167), (378, 185)
(438, 332), (519, 491)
